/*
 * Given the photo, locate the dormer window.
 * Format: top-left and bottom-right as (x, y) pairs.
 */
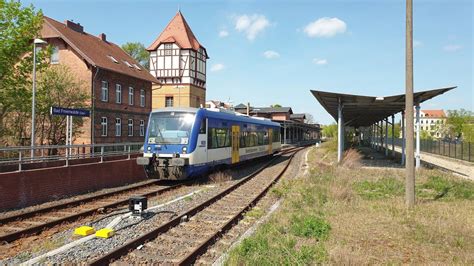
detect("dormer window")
(108, 55), (119, 64)
(123, 60), (133, 68)
(133, 64), (141, 71)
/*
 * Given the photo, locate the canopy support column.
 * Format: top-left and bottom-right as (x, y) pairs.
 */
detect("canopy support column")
(283, 122), (287, 144)
(337, 98), (344, 163)
(401, 111), (406, 165)
(415, 103), (421, 168)
(385, 118), (389, 157)
(391, 115), (395, 157)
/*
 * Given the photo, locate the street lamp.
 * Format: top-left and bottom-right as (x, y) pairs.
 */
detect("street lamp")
(31, 38), (47, 159)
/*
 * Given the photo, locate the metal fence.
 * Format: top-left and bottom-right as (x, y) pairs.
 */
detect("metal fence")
(0, 142), (143, 172)
(372, 137), (473, 163)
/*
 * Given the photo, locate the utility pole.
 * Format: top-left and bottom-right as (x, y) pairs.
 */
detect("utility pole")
(405, 0), (415, 207)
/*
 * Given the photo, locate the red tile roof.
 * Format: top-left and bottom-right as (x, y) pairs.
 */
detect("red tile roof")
(147, 11), (207, 56)
(42, 16), (159, 83)
(422, 109), (446, 118)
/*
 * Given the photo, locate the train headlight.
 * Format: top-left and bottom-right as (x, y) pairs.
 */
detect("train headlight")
(147, 146), (152, 151)
(182, 146), (187, 154)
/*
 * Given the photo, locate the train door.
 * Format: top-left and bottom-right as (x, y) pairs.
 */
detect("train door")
(231, 125), (240, 163)
(268, 128), (273, 154)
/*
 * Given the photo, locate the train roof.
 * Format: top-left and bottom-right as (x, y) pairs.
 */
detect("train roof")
(151, 107), (280, 127)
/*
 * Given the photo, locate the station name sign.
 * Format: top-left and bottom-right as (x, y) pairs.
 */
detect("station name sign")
(50, 106), (90, 117)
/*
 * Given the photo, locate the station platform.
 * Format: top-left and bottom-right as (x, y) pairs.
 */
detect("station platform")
(364, 145), (474, 180)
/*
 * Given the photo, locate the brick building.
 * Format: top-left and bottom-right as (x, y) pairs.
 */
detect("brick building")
(40, 16), (158, 144)
(148, 11), (208, 108)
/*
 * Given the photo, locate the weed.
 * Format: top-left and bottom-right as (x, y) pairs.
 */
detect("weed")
(290, 215), (331, 239)
(209, 170), (232, 183)
(354, 177), (404, 199)
(246, 208), (264, 219)
(418, 175), (474, 200)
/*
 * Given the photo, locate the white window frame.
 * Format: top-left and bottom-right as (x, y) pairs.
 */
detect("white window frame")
(129, 87), (134, 105)
(140, 89), (145, 107)
(101, 81), (108, 102)
(101, 117), (107, 136)
(116, 84), (122, 104)
(51, 46), (59, 64)
(115, 118), (121, 136)
(128, 119), (134, 136)
(165, 96), (173, 107)
(139, 120), (145, 136)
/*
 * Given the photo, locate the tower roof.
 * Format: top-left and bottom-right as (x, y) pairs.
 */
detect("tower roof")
(147, 11), (208, 57)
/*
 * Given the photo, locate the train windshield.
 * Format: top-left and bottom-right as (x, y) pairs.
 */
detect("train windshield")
(148, 112), (196, 144)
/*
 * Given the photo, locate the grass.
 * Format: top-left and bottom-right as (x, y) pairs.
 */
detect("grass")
(226, 143), (474, 265)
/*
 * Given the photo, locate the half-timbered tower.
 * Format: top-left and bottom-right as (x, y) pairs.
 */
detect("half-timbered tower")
(147, 11), (209, 108)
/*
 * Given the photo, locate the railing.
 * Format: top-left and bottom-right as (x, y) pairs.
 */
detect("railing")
(0, 142), (143, 172)
(370, 137), (473, 163)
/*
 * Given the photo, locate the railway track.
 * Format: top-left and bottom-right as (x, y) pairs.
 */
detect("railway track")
(89, 147), (304, 265)
(0, 181), (182, 243)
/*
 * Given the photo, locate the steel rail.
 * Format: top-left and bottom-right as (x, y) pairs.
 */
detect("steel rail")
(88, 147), (304, 266)
(0, 182), (182, 243)
(178, 148), (300, 265)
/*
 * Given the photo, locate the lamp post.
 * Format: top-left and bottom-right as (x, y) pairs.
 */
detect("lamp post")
(31, 38), (47, 159)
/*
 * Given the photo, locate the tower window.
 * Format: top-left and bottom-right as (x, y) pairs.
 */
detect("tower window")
(164, 43), (172, 56)
(128, 119), (134, 136)
(129, 87), (134, 105)
(101, 117), (108, 136)
(101, 81), (108, 102)
(51, 46), (59, 64)
(165, 96), (173, 107)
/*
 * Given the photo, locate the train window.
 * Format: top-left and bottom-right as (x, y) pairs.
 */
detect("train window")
(199, 119), (206, 134)
(208, 127), (231, 149)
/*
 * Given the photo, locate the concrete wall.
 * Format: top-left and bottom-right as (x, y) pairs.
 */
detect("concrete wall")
(0, 158), (147, 211)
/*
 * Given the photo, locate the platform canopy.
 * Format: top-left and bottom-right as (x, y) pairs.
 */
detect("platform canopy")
(311, 86), (455, 127)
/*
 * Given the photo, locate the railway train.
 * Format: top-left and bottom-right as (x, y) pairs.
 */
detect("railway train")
(136, 107), (282, 180)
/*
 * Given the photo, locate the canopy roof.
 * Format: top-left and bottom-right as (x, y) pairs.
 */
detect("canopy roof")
(311, 86), (455, 127)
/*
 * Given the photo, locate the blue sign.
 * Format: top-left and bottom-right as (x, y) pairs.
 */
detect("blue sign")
(50, 106), (90, 117)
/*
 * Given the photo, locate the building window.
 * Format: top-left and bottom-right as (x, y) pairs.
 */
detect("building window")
(128, 87), (134, 105)
(140, 120), (145, 136)
(101, 117), (107, 136)
(164, 43), (172, 56)
(116, 84), (122, 104)
(101, 81), (108, 102)
(51, 46), (59, 64)
(115, 118), (121, 136)
(165, 96), (173, 107)
(196, 96), (200, 108)
(140, 89), (145, 107)
(128, 119), (134, 136)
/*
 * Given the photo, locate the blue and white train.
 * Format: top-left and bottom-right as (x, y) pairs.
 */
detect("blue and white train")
(137, 107), (282, 180)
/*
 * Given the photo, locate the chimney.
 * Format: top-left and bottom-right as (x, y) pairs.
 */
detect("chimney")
(246, 102), (250, 116)
(98, 33), (107, 42)
(65, 20), (83, 33)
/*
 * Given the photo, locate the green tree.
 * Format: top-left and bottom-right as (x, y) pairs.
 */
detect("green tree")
(35, 65), (89, 146)
(271, 104), (282, 108)
(387, 123), (401, 138)
(0, 0), (44, 144)
(446, 109), (473, 139)
(322, 123), (337, 138)
(121, 42), (149, 70)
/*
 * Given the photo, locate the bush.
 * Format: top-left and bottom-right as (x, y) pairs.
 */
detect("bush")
(354, 177), (404, 200)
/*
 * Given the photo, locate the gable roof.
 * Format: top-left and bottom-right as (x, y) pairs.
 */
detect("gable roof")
(251, 107), (293, 114)
(291, 113), (306, 119)
(422, 110), (446, 118)
(234, 103), (247, 109)
(147, 11), (208, 58)
(42, 16), (158, 83)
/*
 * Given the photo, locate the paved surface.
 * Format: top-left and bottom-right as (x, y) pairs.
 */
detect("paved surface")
(373, 144), (474, 180)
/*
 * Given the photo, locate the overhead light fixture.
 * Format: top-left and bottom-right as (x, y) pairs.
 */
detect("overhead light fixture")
(375, 97), (384, 101)
(34, 38), (47, 45)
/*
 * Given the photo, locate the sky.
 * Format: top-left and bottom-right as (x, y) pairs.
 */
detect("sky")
(24, 0), (473, 124)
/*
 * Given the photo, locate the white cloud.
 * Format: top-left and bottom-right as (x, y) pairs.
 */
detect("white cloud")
(263, 50), (280, 59)
(210, 63), (225, 72)
(219, 30), (229, 38)
(304, 17), (347, 38)
(443, 44), (462, 52)
(234, 14), (270, 40)
(312, 58), (328, 65)
(413, 40), (423, 47)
